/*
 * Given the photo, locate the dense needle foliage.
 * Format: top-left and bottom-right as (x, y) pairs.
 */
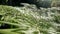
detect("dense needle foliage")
(0, 0), (60, 34)
(0, 5), (60, 34)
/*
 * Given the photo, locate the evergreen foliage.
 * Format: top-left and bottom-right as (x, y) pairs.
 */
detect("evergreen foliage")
(0, 5), (60, 34)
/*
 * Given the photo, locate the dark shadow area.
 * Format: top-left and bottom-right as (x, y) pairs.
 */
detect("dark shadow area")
(0, 15), (2, 20)
(0, 0), (36, 7)
(0, 0), (52, 9)
(0, 24), (18, 29)
(0, 33), (3, 34)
